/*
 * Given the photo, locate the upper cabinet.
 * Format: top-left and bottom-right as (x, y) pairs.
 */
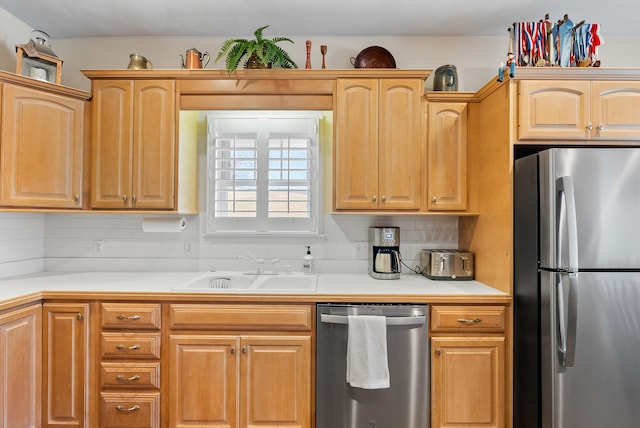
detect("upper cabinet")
(91, 80), (176, 210)
(518, 79), (640, 141)
(427, 102), (468, 211)
(334, 78), (423, 211)
(0, 81), (88, 208)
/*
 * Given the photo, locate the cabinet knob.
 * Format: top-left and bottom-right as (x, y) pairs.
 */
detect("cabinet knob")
(132, 194), (137, 202)
(432, 196), (437, 203)
(230, 347), (235, 354)
(597, 124), (604, 131)
(242, 346), (247, 354)
(122, 195), (128, 202)
(74, 194), (80, 202)
(372, 195), (377, 202)
(77, 313), (83, 321)
(586, 122), (593, 131)
(381, 195), (386, 202)
(435, 348), (441, 356)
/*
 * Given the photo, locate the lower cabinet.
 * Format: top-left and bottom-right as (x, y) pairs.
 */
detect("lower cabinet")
(170, 335), (311, 428)
(168, 304), (313, 428)
(99, 303), (162, 428)
(0, 304), (42, 428)
(43, 303), (89, 428)
(430, 305), (507, 428)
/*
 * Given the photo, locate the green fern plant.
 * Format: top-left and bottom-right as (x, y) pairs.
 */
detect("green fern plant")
(215, 25), (298, 72)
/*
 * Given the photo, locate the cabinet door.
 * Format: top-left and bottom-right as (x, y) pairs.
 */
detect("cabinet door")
(91, 80), (133, 208)
(431, 337), (505, 428)
(0, 304), (42, 428)
(334, 79), (379, 209)
(43, 304), (89, 428)
(131, 80), (176, 209)
(427, 102), (468, 211)
(241, 336), (311, 428)
(378, 79), (422, 210)
(169, 335), (238, 428)
(591, 81), (640, 140)
(1, 84), (85, 208)
(518, 80), (590, 140)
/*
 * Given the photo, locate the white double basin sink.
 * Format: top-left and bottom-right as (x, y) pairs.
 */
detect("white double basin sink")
(172, 271), (318, 293)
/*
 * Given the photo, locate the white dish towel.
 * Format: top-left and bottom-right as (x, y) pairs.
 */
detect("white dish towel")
(346, 315), (390, 389)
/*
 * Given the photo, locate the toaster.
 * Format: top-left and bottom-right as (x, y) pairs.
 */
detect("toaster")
(420, 249), (474, 280)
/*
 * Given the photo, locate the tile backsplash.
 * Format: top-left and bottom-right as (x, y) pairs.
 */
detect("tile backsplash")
(0, 212), (459, 279)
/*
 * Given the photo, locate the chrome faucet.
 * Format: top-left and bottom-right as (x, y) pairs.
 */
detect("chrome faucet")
(237, 252), (278, 275)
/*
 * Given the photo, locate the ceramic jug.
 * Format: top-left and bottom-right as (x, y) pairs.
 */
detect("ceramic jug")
(433, 64), (458, 91)
(181, 48), (210, 69)
(127, 53), (153, 70)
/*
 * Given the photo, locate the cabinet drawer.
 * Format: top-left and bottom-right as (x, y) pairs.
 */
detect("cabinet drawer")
(101, 303), (161, 330)
(101, 332), (161, 359)
(101, 392), (160, 428)
(431, 306), (506, 333)
(101, 362), (160, 389)
(169, 304), (312, 331)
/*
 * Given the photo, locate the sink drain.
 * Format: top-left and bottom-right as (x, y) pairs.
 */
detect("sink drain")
(209, 277), (232, 289)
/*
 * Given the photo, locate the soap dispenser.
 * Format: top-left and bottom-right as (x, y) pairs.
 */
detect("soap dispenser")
(303, 246), (314, 274)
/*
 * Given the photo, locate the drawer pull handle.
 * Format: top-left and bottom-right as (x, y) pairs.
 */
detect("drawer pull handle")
(457, 318), (482, 324)
(116, 405), (141, 412)
(116, 375), (141, 382)
(116, 344), (141, 351)
(116, 314), (141, 321)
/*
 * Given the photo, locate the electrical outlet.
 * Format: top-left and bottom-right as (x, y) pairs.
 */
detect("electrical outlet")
(354, 242), (367, 257)
(93, 240), (104, 255)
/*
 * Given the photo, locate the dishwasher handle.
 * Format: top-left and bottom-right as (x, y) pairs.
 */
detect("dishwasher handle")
(320, 313), (426, 326)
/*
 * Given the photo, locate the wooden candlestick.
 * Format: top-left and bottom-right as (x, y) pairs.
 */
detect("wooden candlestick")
(320, 45), (327, 69)
(305, 40), (312, 69)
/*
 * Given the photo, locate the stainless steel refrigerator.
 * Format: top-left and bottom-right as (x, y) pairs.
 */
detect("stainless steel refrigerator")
(514, 148), (640, 428)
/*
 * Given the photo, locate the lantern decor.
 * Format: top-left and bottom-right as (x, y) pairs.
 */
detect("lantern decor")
(15, 30), (62, 84)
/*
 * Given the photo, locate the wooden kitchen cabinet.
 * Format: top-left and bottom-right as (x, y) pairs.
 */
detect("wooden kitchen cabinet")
(0, 304), (42, 428)
(168, 304), (313, 428)
(427, 102), (468, 211)
(518, 80), (640, 141)
(1, 83), (88, 208)
(430, 305), (507, 428)
(98, 303), (162, 428)
(91, 79), (176, 210)
(334, 78), (422, 211)
(42, 303), (89, 428)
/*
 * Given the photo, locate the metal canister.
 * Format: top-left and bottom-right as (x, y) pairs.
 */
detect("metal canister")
(433, 64), (458, 91)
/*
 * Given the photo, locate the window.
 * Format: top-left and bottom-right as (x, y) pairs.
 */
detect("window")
(206, 112), (322, 235)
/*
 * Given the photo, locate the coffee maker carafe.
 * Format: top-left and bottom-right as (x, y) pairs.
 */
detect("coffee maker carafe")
(369, 227), (401, 279)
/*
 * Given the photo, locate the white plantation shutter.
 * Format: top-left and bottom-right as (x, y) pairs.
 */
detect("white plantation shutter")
(206, 113), (320, 234)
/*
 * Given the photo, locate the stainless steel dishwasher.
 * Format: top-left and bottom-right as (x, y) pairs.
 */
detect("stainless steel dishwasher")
(316, 303), (429, 428)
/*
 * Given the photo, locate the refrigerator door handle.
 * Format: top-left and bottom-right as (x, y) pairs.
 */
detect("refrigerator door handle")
(556, 272), (578, 368)
(556, 176), (579, 271)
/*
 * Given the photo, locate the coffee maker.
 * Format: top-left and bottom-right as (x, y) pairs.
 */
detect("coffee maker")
(368, 227), (401, 279)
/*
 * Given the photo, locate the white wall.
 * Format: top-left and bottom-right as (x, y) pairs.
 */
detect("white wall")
(0, 213), (44, 278)
(41, 213), (458, 275)
(0, 7), (34, 72)
(47, 35), (640, 93)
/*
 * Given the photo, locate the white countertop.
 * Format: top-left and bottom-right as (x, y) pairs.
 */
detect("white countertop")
(0, 271), (506, 305)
